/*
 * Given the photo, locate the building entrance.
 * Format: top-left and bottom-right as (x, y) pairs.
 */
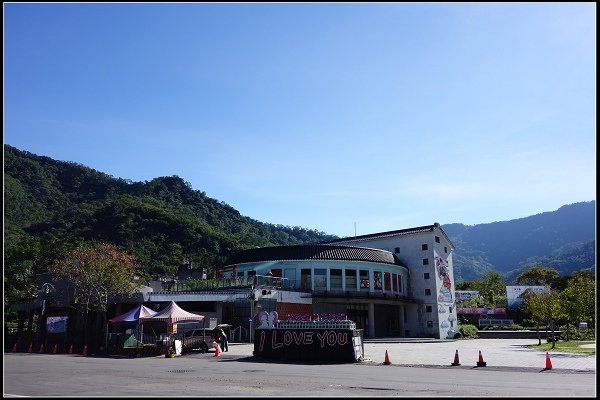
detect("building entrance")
(346, 305), (368, 337)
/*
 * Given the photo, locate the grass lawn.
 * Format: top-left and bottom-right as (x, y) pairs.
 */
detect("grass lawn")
(527, 340), (596, 355)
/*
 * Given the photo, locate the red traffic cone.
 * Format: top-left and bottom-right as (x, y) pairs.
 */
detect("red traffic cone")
(38, 344), (44, 353)
(545, 352), (553, 370)
(52, 344), (58, 354)
(451, 349), (461, 366)
(476, 350), (487, 367)
(28, 343), (33, 353)
(383, 350), (391, 365)
(213, 344), (221, 357)
(82, 345), (88, 356)
(12, 343), (18, 352)
(68, 344), (74, 354)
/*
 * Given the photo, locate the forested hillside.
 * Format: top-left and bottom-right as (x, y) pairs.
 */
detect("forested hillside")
(4, 144), (596, 315)
(4, 144), (337, 312)
(444, 201), (596, 281)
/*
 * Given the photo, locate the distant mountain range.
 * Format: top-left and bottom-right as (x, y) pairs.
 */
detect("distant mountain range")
(443, 201), (596, 281)
(4, 144), (596, 285)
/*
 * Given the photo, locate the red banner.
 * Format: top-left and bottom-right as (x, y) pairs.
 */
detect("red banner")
(457, 307), (506, 315)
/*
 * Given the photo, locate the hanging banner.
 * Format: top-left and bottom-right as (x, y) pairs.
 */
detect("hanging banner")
(46, 316), (68, 334)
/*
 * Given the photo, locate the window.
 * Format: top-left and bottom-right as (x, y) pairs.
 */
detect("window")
(394, 247), (400, 254)
(300, 269), (311, 290)
(359, 270), (369, 289)
(330, 269), (342, 289)
(435, 236), (440, 243)
(373, 272), (382, 290)
(425, 289), (431, 295)
(422, 244), (428, 251)
(271, 268), (282, 277)
(427, 321), (433, 328)
(345, 269), (357, 290)
(284, 269), (296, 289)
(314, 269), (327, 289)
(424, 273), (430, 279)
(247, 270), (256, 285)
(422, 258), (429, 265)
(384, 272), (391, 291)
(426, 305), (432, 312)
(444, 246), (448, 253)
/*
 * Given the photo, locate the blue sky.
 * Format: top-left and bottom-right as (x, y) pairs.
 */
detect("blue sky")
(4, 3), (596, 238)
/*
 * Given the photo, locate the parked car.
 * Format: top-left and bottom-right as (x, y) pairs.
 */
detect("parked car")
(181, 328), (217, 353)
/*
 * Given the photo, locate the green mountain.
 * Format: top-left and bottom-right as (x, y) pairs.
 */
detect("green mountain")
(443, 201), (596, 281)
(4, 144), (595, 313)
(4, 144), (337, 311)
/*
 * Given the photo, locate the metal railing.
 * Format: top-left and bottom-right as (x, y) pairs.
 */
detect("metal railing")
(229, 326), (248, 342)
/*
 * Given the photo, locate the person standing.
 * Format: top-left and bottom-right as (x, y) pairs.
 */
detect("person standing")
(220, 330), (228, 352)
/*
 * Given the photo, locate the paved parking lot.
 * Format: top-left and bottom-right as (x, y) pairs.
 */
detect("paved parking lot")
(224, 338), (595, 371)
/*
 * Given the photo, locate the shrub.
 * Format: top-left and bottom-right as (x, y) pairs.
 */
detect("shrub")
(456, 324), (479, 339)
(481, 323), (525, 331)
(562, 325), (596, 341)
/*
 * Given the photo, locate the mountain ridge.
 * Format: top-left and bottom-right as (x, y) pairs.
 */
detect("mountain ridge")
(4, 144), (596, 286)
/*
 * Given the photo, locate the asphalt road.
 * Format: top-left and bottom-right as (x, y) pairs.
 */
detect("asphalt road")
(4, 340), (596, 397)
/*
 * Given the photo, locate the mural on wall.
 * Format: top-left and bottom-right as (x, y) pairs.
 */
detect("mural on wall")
(435, 255), (453, 303)
(258, 311), (279, 329)
(435, 253), (457, 339)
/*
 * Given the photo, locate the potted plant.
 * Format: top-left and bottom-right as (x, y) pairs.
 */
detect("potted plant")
(165, 345), (175, 358)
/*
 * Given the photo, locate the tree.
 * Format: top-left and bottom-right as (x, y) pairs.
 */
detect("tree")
(523, 289), (562, 348)
(516, 266), (560, 288)
(48, 242), (141, 349)
(478, 272), (507, 308)
(560, 274), (596, 340)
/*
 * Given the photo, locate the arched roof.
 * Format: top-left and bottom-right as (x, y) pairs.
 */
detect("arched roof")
(224, 244), (406, 267)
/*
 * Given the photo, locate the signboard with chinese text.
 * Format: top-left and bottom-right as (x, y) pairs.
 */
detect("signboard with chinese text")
(506, 286), (548, 309)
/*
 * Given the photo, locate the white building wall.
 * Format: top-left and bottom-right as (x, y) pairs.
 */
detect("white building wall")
(332, 224), (457, 339)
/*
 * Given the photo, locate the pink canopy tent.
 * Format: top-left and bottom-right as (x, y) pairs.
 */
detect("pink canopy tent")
(108, 304), (157, 325)
(139, 301), (205, 324)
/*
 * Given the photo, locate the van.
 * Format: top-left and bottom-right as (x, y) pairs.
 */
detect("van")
(181, 328), (217, 353)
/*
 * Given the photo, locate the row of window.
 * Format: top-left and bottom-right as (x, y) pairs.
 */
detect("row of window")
(392, 237), (447, 254)
(425, 305), (453, 313)
(299, 268), (405, 293)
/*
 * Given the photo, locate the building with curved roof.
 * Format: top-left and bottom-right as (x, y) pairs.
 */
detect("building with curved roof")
(218, 223), (458, 339)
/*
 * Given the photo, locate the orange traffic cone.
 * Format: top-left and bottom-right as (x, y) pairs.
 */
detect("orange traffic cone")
(68, 344), (74, 354)
(82, 345), (88, 356)
(52, 344), (58, 354)
(545, 352), (552, 370)
(476, 350), (487, 367)
(39, 344), (44, 353)
(451, 349), (461, 366)
(383, 350), (391, 365)
(12, 343), (18, 352)
(213, 344), (221, 357)
(28, 343), (33, 353)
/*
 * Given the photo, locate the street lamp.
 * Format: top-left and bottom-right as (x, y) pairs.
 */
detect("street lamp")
(36, 283), (56, 349)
